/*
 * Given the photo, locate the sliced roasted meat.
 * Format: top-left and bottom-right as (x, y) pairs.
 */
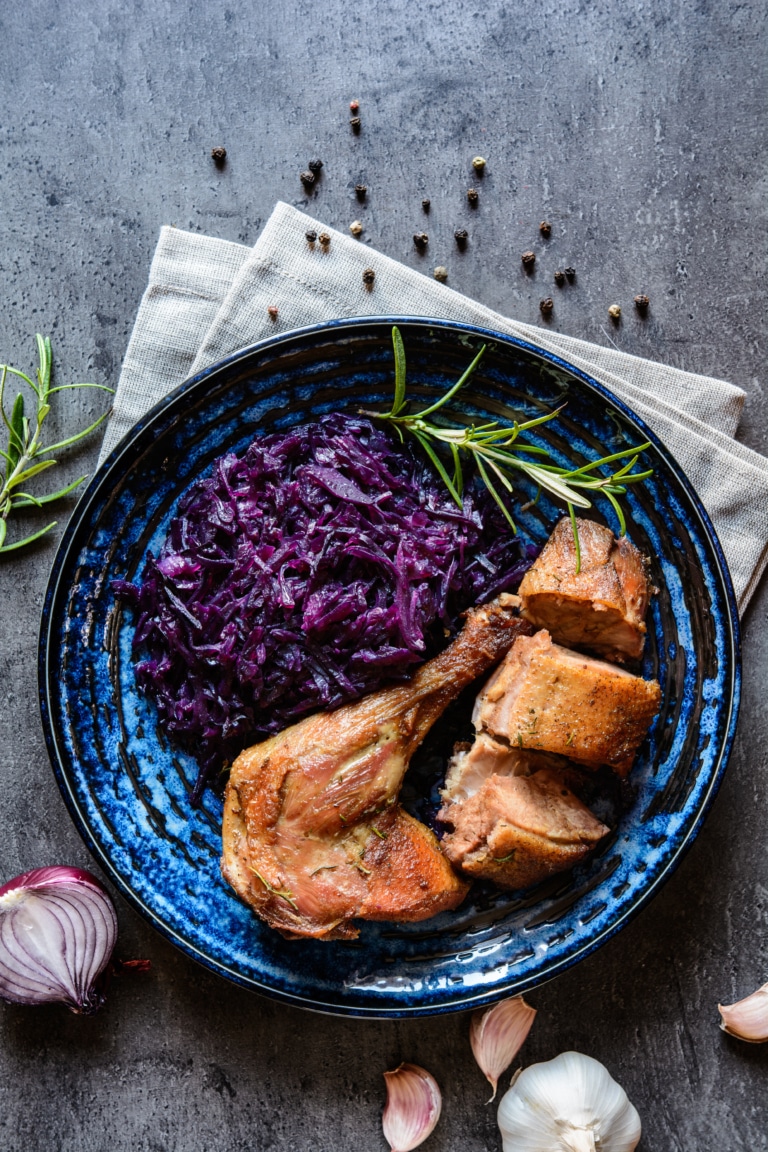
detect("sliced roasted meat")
(221, 597), (532, 940)
(441, 731), (572, 805)
(519, 517), (653, 662)
(440, 768), (609, 889)
(474, 630), (660, 776)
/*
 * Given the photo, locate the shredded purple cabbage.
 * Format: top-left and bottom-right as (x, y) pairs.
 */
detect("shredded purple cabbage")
(116, 414), (536, 802)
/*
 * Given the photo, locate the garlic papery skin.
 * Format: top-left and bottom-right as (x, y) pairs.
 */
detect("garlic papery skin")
(718, 982), (768, 1042)
(382, 1063), (441, 1152)
(470, 995), (537, 1101)
(497, 1051), (641, 1152)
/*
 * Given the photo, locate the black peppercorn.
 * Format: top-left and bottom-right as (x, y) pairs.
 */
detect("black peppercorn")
(454, 228), (469, 248)
(308, 158), (324, 173)
(305, 230), (317, 243)
(211, 146), (227, 165)
(413, 232), (428, 249)
(350, 116), (361, 132)
(539, 297), (554, 315)
(267, 305), (279, 321)
(554, 269), (565, 286)
(300, 170), (315, 188)
(422, 198), (431, 212)
(467, 188), (479, 205)
(634, 294), (650, 312)
(521, 250), (536, 268)
(539, 220), (552, 238)
(564, 266), (576, 281)
(318, 231), (331, 247)
(355, 183), (367, 200)
(362, 267), (375, 286)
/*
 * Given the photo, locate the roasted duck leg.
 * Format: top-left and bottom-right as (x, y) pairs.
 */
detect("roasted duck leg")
(221, 597), (531, 940)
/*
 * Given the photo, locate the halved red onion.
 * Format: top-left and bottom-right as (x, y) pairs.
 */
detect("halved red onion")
(0, 866), (118, 1014)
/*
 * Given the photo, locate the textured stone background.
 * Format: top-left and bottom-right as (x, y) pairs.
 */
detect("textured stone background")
(1, 1), (766, 1148)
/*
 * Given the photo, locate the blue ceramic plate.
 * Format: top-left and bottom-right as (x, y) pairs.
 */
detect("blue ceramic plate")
(39, 318), (740, 1017)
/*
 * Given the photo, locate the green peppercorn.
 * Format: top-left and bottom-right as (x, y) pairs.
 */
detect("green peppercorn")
(434, 266), (448, 282)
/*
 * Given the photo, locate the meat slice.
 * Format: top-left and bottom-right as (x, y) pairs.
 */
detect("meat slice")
(473, 630), (660, 776)
(519, 517), (652, 662)
(221, 597), (532, 940)
(441, 731), (572, 805)
(440, 768), (609, 890)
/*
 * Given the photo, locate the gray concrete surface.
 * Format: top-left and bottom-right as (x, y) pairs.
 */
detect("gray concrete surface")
(1, 1), (767, 1148)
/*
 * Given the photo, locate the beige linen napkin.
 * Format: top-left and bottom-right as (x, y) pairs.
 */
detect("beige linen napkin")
(100, 201), (768, 613)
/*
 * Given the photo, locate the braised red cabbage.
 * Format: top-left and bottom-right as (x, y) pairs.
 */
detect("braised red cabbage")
(116, 414), (534, 802)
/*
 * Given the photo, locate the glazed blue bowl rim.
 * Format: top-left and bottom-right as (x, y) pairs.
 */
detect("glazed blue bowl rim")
(39, 315), (742, 1017)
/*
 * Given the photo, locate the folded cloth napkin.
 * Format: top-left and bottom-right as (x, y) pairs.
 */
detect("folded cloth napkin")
(99, 201), (768, 614)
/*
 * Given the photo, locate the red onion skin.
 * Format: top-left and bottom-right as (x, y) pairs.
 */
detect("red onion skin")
(0, 866), (105, 900)
(0, 866), (118, 1014)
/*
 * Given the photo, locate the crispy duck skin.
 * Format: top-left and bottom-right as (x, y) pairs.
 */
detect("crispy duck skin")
(518, 517), (653, 662)
(440, 767), (609, 890)
(473, 630), (661, 776)
(221, 598), (532, 940)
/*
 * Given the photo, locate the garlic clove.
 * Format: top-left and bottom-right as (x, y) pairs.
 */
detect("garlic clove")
(497, 1051), (641, 1152)
(718, 981), (768, 1042)
(382, 1063), (441, 1152)
(470, 995), (537, 1101)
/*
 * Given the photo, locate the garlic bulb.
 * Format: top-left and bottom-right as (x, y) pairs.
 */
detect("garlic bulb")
(470, 995), (537, 1100)
(718, 981), (768, 1042)
(382, 1063), (441, 1152)
(497, 1051), (641, 1152)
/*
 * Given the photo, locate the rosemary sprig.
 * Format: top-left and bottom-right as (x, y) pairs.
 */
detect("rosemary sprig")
(363, 327), (653, 569)
(0, 335), (113, 554)
(249, 866), (299, 910)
